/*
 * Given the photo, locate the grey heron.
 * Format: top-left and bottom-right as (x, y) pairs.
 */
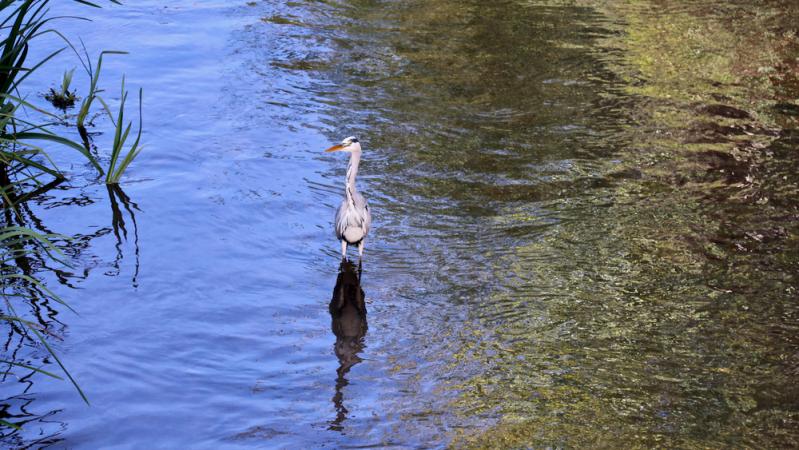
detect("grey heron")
(325, 136), (372, 258)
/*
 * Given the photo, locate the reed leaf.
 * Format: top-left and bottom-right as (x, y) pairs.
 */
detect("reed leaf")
(0, 420), (20, 430)
(0, 0), (134, 422)
(0, 273), (77, 314)
(12, 131), (103, 173)
(76, 50), (127, 132)
(0, 228), (87, 405)
(0, 359), (63, 379)
(1, 304), (88, 404)
(104, 79), (143, 184)
(60, 67), (74, 93)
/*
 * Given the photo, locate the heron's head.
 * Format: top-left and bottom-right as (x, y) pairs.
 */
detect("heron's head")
(324, 136), (361, 153)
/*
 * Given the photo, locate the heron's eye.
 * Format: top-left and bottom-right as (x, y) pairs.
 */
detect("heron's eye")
(341, 136), (358, 145)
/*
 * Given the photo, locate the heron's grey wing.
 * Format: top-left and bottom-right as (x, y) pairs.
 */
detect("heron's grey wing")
(334, 200), (348, 240)
(354, 193), (371, 238)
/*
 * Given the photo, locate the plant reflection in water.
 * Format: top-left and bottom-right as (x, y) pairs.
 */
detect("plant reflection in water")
(1, 177), (140, 443)
(106, 185), (140, 287)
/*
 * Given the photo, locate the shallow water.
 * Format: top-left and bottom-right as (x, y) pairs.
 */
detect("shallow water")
(1, 0), (798, 448)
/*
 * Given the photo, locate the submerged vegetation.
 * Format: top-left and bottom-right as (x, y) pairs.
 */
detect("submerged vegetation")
(438, 1), (799, 447)
(1, 0), (143, 431)
(265, 0), (796, 446)
(44, 68), (77, 110)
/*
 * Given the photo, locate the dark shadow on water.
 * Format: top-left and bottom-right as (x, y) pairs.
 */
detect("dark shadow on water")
(328, 259), (367, 432)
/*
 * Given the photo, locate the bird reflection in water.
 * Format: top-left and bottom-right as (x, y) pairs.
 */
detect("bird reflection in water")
(328, 259), (367, 431)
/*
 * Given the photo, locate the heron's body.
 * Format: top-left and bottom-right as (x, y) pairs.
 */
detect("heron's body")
(325, 137), (371, 258)
(335, 191), (370, 245)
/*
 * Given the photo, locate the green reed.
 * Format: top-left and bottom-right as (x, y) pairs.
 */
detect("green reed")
(71, 47), (144, 184)
(75, 49), (126, 138)
(0, 226), (87, 409)
(102, 77), (143, 184)
(0, 0), (134, 424)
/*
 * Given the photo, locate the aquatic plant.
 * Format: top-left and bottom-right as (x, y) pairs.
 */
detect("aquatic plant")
(1, 1), (141, 184)
(65, 42), (142, 183)
(74, 49), (125, 141)
(0, 0), (113, 178)
(0, 227), (87, 411)
(44, 68), (77, 110)
(0, 0), (133, 426)
(102, 77), (143, 184)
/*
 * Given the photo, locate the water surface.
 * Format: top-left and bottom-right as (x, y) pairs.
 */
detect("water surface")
(1, 0), (798, 448)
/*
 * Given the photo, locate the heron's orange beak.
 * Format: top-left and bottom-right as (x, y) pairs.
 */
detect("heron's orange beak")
(324, 144), (345, 153)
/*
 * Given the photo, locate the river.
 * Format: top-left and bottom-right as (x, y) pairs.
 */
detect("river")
(1, 0), (798, 448)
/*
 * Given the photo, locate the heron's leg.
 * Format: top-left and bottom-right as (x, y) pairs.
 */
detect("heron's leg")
(358, 240), (365, 258)
(341, 240), (347, 258)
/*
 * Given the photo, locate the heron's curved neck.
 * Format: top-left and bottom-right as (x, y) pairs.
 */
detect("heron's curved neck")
(345, 150), (361, 204)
